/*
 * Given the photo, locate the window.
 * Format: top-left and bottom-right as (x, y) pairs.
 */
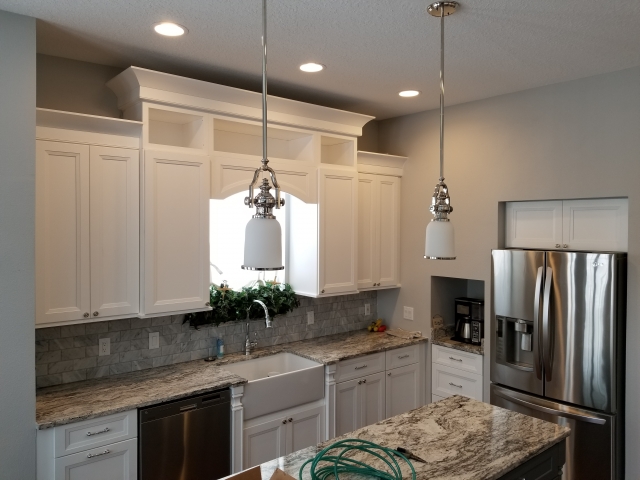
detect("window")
(210, 191), (286, 289)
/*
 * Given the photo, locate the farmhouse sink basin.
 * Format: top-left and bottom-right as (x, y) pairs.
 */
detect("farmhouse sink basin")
(224, 352), (324, 419)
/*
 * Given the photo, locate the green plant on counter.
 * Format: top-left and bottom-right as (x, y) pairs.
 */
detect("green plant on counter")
(184, 281), (300, 329)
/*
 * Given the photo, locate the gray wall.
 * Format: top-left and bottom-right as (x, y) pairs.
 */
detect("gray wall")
(37, 54), (123, 118)
(36, 292), (377, 388)
(0, 10), (36, 478)
(376, 66), (640, 477)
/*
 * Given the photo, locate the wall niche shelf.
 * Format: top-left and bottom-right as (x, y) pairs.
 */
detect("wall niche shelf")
(321, 136), (355, 167)
(147, 108), (206, 150)
(430, 276), (485, 329)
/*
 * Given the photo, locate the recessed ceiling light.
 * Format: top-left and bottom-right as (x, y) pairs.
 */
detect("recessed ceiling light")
(399, 90), (420, 97)
(300, 63), (324, 73)
(154, 22), (187, 37)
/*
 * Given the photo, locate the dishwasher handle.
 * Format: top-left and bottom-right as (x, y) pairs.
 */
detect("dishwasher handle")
(140, 389), (231, 423)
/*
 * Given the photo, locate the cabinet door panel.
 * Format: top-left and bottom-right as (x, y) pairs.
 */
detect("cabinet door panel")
(336, 378), (360, 436)
(377, 177), (400, 287)
(361, 372), (386, 428)
(319, 169), (357, 295)
(386, 363), (420, 418)
(288, 405), (324, 454)
(90, 146), (139, 318)
(36, 141), (90, 325)
(243, 417), (287, 469)
(54, 438), (137, 480)
(505, 201), (563, 249)
(357, 174), (377, 290)
(142, 150), (210, 315)
(562, 198), (628, 252)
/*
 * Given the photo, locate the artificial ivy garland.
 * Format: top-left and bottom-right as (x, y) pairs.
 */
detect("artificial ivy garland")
(184, 281), (300, 329)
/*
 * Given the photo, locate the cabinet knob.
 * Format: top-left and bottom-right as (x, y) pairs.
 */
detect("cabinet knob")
(83, 312), (90, 318)
(321, 289), (325, 294)
(288, 418), (293, 423)
(205, 302), (210, 307)
(282, 419), (287, 424)
(388, 372), (391, 376)
(93, 311), (99, 316)
(373, 283), (376, 287)
(358, 380), (362, 385)
(362, 379), (366, 383)
(555, 244), (561, 248)
(563, 244), (569, 248)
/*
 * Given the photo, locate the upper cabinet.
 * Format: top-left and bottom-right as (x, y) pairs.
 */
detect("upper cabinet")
(505, 198), (628, 252)
(356, 152), (405, 291)
(141, 150), (211, 316)
(36, 135), (140, 326)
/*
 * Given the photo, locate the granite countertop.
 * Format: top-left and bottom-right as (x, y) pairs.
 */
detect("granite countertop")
(431, 325), (483, 356)
(36, 330), (427, 429)
(260, 396), (570, 480)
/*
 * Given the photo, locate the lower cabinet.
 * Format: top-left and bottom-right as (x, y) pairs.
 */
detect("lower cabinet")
(54, 438), (137, 480)
(242, 402), (324, 469)
(37, 410), (138, 480)
(431, 344), (484, 402)
(385, 363), (420, 418)
(335, 372), (386, 437)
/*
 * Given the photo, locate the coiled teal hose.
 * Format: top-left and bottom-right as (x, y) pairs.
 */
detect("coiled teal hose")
(298, 439), (416, 480)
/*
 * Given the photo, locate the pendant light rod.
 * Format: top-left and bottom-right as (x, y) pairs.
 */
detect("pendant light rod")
(262, 0), (268, 168)
(439, 5), (444, 180)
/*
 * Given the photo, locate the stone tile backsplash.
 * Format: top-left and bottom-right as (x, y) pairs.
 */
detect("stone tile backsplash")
(35, 291), (378, 388)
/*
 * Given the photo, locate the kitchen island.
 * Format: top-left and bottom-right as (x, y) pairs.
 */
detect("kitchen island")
(259, 396), (569, 480)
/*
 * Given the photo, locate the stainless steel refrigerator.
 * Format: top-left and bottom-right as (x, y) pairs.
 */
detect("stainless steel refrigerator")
(490, 249), (626, 480)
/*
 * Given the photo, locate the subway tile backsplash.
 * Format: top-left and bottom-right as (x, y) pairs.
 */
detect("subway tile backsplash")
(35, 291), (377, 388)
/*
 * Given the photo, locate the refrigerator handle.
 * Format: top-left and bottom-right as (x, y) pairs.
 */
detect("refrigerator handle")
(533, 266), (544, 380)
(542, 266), (553, 381)
(492, 387), (606, 425)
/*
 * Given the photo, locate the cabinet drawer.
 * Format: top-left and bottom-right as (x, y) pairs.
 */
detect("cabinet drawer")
(55, 437), (137, 480)
(54, 410), (137, 458)
(432, 344), (483, 375)
(385, 345), (419, 370)
(335, 353), (385, 383)
(432, 363), (483, 400)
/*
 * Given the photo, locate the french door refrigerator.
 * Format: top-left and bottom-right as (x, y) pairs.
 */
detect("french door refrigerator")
(490, 249), (626, 480)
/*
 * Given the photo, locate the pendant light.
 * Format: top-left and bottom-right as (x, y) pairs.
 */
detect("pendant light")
(242, 0), (285, 271)
(424, 1), (458, 260)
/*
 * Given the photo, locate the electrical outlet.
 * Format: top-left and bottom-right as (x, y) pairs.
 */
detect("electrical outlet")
(364, 303), (371, 316)
(403, 306), (414, 321)
(149, 332), (160, 349)
(99, 338), (110, 356)
(307, 311), (315, 325)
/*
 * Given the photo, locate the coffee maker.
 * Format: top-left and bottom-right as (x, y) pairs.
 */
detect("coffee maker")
(453, 297), (484, 345)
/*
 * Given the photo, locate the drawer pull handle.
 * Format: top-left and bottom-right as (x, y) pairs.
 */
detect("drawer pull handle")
(354, 365), (368, 370)
(449, 382), (463, 388)
(86, 427), (110, 437)
(87, 449), (110, 459)
(398, 354), (410, 359)
(449, 356), (463, 362)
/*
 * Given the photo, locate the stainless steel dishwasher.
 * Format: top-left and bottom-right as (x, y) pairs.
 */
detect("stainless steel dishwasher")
(139, 389), (231, 480)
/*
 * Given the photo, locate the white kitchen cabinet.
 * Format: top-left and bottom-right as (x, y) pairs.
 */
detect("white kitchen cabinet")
(431, 345), (484, 402)
(357, 174), (401, 290)
(36, 141), (139, 326)
(505, 198), (628, 252)
(141, 150), (211, 316)
(385, 363), (420, 418)
(287, 168), (358, 297)
(243, 401), (324, 469)
(335, 373), (386, 437)
(54, 438), (137, 480)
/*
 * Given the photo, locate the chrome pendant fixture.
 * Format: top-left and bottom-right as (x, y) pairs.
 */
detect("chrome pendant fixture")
(242, 0), (285, 271)
(424, 1), (457, 260)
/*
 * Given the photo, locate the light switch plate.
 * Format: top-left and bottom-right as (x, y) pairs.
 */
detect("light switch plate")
(149, 332), (160, 349)
(307, 311), (315, 325)
(364, 304), (371, 316)
(99, 338), (110, 356)
(403, 306), (414, 321)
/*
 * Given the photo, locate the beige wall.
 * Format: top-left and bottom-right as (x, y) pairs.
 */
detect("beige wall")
(37, 54), (123, 118)
(377, 66), (640, 478)
(0, 9), (36, 477)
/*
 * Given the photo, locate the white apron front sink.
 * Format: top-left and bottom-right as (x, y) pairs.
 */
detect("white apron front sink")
(224, 352), (324, 419)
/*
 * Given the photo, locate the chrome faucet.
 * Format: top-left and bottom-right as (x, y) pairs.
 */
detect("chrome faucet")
(245, 300), (273, 356)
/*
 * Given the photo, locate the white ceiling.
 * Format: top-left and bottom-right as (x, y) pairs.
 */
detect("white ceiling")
(1, 0), (640, 119)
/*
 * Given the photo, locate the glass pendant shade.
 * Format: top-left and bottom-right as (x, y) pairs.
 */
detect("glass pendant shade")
(243, 217), (283, 270)
(425, 219), (456, 260)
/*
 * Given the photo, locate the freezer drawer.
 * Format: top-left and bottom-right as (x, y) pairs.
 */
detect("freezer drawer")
(491, 384), (620, 480)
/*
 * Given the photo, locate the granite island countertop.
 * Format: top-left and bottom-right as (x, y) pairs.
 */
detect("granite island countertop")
(36, 330), (427, 429)
(259, 396), (570, 480)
